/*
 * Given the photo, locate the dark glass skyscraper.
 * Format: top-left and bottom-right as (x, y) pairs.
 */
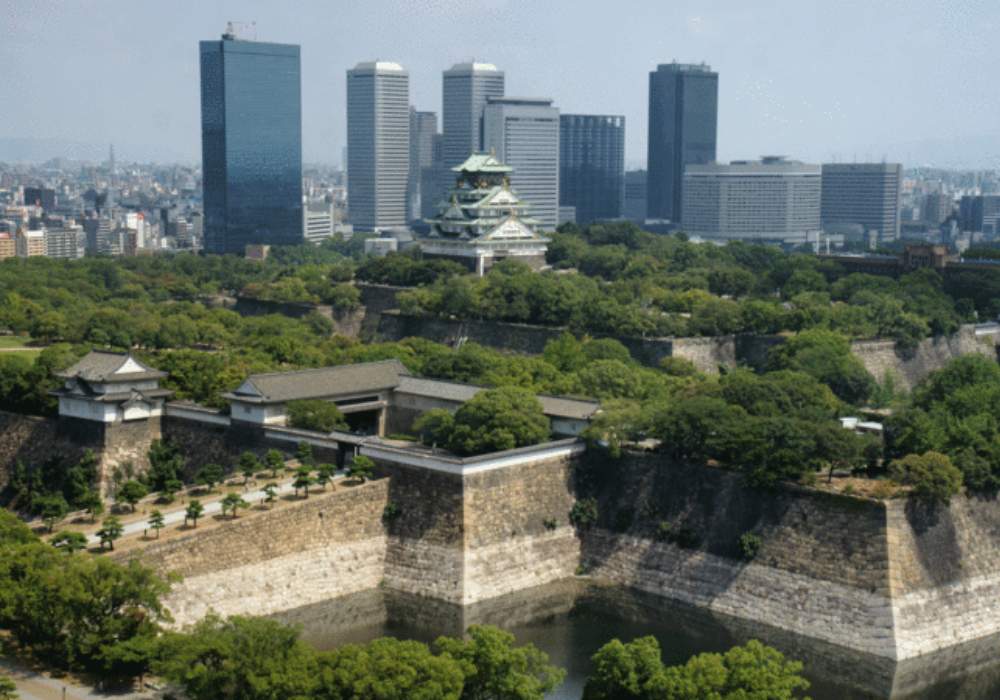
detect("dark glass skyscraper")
(200, 34), (303, 254)
(647, 63), (718, 222)
(559, 114), (625, 224)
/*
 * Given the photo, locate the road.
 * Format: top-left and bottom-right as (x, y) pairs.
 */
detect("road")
(0, 657), (152, 700)
(87, 474), (344, 545)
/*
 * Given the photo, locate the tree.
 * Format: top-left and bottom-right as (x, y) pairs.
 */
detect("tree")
(317, 637), (465, 700)
(160, 478), (183, 503)
(117, 480), (149, 513)
(890, 451), (963, 504)
(583, 636), (664, 700)
(768, 329), (875, 405)
(287, 399), (349, 433)
(348, 455), (375, 483)
(0, 675), (16, 700)
(427, 387), (550, 456)
(266, 449), (285, 477)
(221, 493), (249, 519)
(96, 515), (124, 550)
(185, 500), (205, 528)
(51, 530), (88, 554)
(147, 439), (184, 493)
(414, 408), (455, 447)
(435, 625), (565, 700)
(293, 467), (313, 498)
(263, 483), (279, 508)
(36, 494), (68, 533)
(239, 451), (260, 485)
(80, 490), (104, 523)
(583, 637), (809, 700)
(148, 509), (165, 539)
(153, 615), (318, 700)
(296, 441), (315, 467)
(196, 463), (225, 492)
(315, 463), (334, 490)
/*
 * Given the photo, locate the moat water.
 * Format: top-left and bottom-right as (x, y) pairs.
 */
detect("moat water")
(273, 579), (1000, 699)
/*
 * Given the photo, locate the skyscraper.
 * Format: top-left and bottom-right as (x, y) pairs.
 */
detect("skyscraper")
(483, 97), (560, 230)
(821, 163), (902, 242)
(647, 62), (718, 222)
(559, 114), (625, 224)
(442, 62), (505, 168)
(200, 31), (303, 254)
(347, 61), (410, 231)
(409, 108), (438, 222)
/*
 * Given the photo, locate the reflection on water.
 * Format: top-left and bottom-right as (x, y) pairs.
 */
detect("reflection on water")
(272, 580), (1000, 700)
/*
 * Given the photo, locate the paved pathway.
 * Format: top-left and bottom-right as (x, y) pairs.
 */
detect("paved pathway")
(0, 657), (152, 700)
(87, 475), (344, 545)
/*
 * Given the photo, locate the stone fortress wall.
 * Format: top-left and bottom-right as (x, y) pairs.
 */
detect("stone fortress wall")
(374, 311), (999, 387)
(100, 425), (1000, 661)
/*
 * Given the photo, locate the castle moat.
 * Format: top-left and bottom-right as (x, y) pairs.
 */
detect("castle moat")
(273, 579), (1000, 700)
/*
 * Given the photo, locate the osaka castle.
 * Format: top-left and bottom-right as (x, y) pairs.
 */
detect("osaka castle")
(418, 153), (549, 275)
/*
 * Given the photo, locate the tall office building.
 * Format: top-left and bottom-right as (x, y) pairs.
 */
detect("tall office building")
(409, 109), (438, 222)
(957, 195), (1000, 232)
(922, 193), (953, 226)
(442, 62), (505, 168)
(200, 31), (303, 254)
(483, 97), (560, 229)
(347, 61), (410, 231)
(820, 163), (902, 242)
(623, 170), (648, 223)
(559, 114), (625, 224)
(23, 187), (55, 211)
(682, 157), (821, 243)
(647, 62), (718, 222)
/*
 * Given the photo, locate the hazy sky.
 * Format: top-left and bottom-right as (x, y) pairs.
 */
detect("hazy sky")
(5, 0), (1000, 168)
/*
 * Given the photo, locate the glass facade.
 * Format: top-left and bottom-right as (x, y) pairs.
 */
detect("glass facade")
(647, 63), (718, 222)
(200, 38), (303, 254)
(559, 115), (625, 224)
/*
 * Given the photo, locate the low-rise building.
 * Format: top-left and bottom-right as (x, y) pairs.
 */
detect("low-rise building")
(222, 359), (600, 438)
(0, 232), (14, 260)
(16, 229), (45, 257)
(52, 351), (172, 424)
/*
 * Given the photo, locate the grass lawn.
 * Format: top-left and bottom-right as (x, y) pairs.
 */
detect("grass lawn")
(2, 349), (43, 360)
(0, 336), (33, 349)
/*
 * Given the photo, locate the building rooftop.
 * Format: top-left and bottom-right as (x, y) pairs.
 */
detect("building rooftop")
(396, 375), (599, 420)
(446, 61), (502, 73)
(352, 60), (406, 73)
(225, 359), (409, 403)
(57, 351), (167, 382)
(486, 96), (553, 106)
(452, 153), (513, 174)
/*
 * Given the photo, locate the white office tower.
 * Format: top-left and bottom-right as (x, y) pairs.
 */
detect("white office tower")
(483, 97), (560, 230)
(682, 157), (822, 243)
(441, 62), (505, 169)
(347, 61), (410, 231)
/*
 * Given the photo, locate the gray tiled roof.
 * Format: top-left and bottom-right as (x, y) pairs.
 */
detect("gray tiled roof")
(227, 360), (408, 403)
(56, 351), (166, 382)
(395, 375), (599, 420)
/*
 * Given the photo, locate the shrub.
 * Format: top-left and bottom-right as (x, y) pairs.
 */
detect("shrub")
(287, 399), (348, 433)
(739, 532), (762, 560)
(543, 518), (558, 531)
(569, 497), (599, 529)
(655, 521), (672, 542)
(889, 451), (963, 504)
(382, 502), (401, 524)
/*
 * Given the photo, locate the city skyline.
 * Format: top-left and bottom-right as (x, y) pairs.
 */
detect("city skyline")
(6, 0), (1000, 169)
